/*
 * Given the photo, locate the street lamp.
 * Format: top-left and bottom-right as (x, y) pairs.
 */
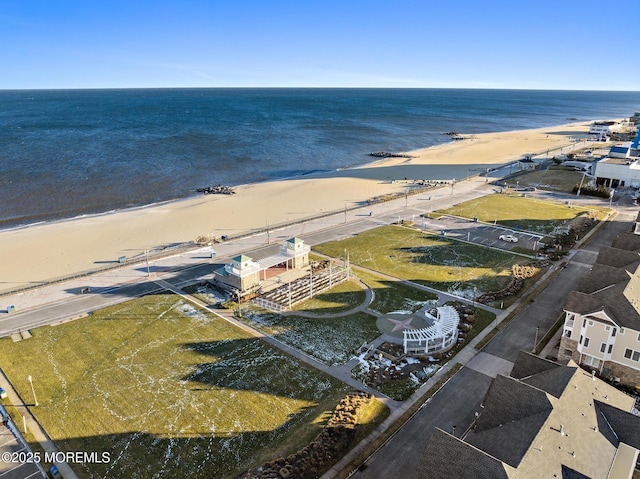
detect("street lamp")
(533, 326), (540, 353)
(27, 375), (38, 407)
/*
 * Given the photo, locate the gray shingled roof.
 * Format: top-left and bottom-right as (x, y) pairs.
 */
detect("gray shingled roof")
(416, 356), (637, 479)
(466, 410), (549, 468)
(510, 351), (561, 380)
(474, 375), (552, 433)
(561, 465), (592, 479)
(610, 231), (640, 253)
(520, 364), (576, 399)
(573, 263), (632, 294)
(564, 281), (640, 330)
(595, 400), (640, 449)
(414, 429), (510, 479)
(594, 246), (640, 269)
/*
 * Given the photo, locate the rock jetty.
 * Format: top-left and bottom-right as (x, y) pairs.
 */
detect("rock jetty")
(369, 151), (414, 159)
(196, 184), (235, 195)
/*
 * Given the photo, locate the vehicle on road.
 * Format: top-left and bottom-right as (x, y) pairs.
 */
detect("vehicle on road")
(499, 234), (518, 243)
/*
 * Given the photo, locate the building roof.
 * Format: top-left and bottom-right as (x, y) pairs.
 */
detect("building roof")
(416, 356), (640, 479)
(465, 375), (552, 468)
(232, 254), (254, 263)
(415, 429), (511, 479)
(563, 230), (640, 329)
(510, 351), (561, 380)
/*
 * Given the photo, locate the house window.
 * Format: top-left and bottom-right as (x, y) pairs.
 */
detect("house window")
(564, 329), (572, 338)
(588, 320), (594, 327)
(612, 328), (617, 337)
(566, 319), (574, 328)
(583, 355), (601, 368)
(605, 325), (610, 331)
(637, 332), (640, 342)
(600, 343), (607, 353)
(584, 337), (590, 347)
(608, 344), (613, 354)
(620, 329), (625, 335)
(624, 349), (640, 362)
(580, 335), (583, 345)
(565, 349), (573, 355)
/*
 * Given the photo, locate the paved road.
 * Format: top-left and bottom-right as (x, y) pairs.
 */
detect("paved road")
(351, 368), (493, 479)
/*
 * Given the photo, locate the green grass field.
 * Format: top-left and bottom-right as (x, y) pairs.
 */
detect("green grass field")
(0, 293), (352, 479)
(313, 225), (522, 297)
(508, 168), (584, 193)
(355, 270), (438, 314)
(437, 194), (608, 234)
(240, 309), (380, 366)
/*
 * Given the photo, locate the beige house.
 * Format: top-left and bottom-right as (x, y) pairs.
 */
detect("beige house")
(559, 222), (640, 386)
(416, 352), (640, 479)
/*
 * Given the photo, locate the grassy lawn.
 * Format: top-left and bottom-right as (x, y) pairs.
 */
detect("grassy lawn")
(313, 225), (521, 298)
(239, 308), (380, 366)
(436, 194), (608, 234)
(293, 279), (367, 314)
(0, 293), (351, 479)
(507, 168), (585, 193)
(355, 270), (438, 314)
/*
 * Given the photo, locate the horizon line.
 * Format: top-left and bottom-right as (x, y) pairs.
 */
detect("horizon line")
(2, 86), (640, 93)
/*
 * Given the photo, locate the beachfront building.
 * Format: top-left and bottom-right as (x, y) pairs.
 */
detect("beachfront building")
(403, 306), (460, 355)
(558, 222), (640, 386)
(593, 142), (640, 188)
(212, 237), (310, 295)
(415, 352), (640, 479)
(589, 120), (622, 142)
(214, 254), (262, 293)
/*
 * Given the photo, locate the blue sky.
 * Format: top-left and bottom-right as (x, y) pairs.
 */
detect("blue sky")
(2, 0), (638, 90)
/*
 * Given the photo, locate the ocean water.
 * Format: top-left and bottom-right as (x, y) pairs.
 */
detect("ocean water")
(1, 88), (639, 229)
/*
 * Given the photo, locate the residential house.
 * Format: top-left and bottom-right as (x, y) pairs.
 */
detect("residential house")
(559, 226), (640, 386)
(415, 352), (640, 479)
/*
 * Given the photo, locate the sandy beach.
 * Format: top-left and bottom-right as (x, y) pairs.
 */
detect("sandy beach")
(0, 121), (591, 292)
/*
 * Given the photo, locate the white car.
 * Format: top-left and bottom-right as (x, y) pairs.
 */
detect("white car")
(499, 234), (518, 243)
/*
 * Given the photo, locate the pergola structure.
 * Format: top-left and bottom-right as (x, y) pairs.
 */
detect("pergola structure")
(403, 306), (460, 355)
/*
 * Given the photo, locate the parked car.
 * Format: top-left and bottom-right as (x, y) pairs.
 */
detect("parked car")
(499, 234), (518, 243)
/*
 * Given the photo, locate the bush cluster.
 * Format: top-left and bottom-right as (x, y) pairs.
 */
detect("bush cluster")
(477, 261), (547, 304)
(239, 392), (373, 479)
(572, 184), (611, 198)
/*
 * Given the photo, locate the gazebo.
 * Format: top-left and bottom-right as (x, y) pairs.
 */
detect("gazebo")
(403, 306), (460, 355)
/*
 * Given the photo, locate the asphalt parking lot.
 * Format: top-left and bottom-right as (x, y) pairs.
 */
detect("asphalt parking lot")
(420, 215), (544, 252)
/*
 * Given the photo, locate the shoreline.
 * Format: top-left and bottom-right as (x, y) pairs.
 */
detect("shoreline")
(0, 120), (594, 292)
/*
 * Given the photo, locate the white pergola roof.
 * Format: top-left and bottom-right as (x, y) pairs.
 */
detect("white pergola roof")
(404, 306), (460, 342)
